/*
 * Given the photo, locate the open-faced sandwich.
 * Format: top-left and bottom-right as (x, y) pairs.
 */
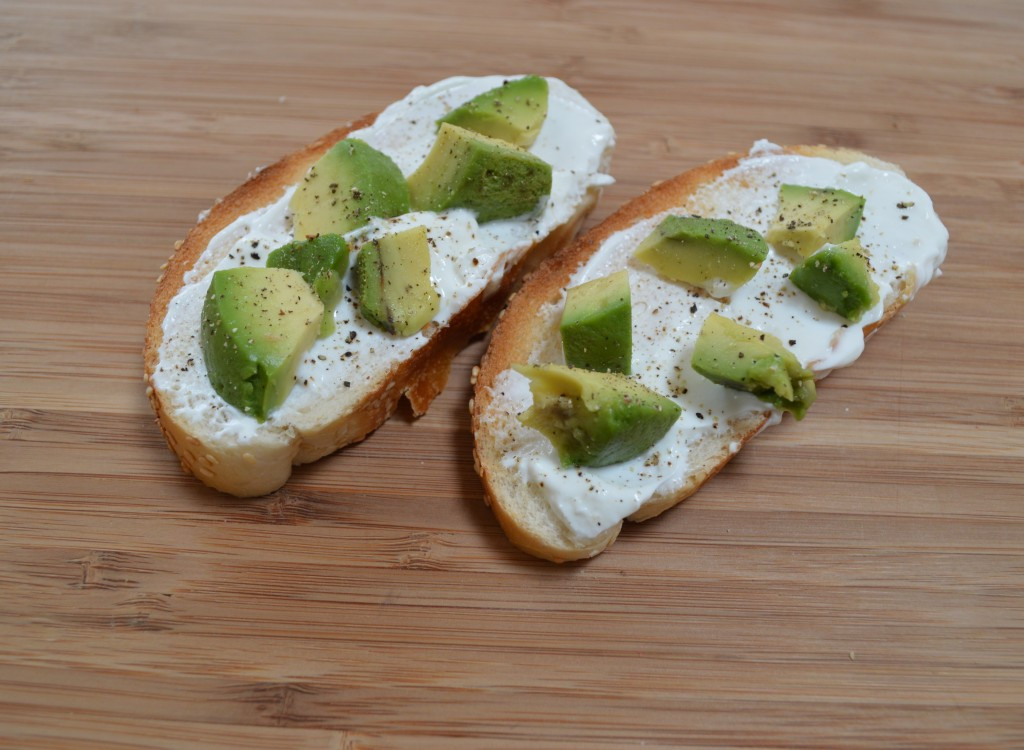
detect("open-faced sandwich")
(472, 142), (948, 561)
(145, 75), (615, 496)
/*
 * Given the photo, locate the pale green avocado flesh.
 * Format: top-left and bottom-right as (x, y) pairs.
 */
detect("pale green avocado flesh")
(515, 364), (682, 468)
(353, 225), (439, 337)
(788, 239), (880, 322)
(765, 184), (865, 257)
(407, 123), (552, 223)
(691, 313), (816, 419)
(634, 215), (768, 298)
(201, 267), (324, 422)
(289, 138), (409, 239)
(437, 75), (549, 148)
(560, 269), (632, 374)
(266, 233), (350, 336)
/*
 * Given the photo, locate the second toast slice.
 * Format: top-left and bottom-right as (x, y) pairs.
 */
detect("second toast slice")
(472, 142), (948, 562)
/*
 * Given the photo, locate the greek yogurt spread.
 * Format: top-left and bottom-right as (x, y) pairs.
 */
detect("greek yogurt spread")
(485, 141), (948, 542)
(152, 76), (614, 447)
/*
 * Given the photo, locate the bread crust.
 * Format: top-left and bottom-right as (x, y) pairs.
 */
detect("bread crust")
(145, 112), (604, 496)
(472, 145), (920, 562)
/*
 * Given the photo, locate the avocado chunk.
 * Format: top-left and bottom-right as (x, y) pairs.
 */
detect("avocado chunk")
(437, 75), (549, 148)
(764, 184), (865, 257)
(289, 138), (410, 240)
(266, 233), (349, 336)
(691, 313), (816, 419)
(353, 225), (440, 337)
(200, 267), (324, 421)
(560, 270), (632, 374)
(407, 123), (552, 223)
(514, 364), (681, 468)
(789, 239), (880, 322)
(634, 216), (768, 298)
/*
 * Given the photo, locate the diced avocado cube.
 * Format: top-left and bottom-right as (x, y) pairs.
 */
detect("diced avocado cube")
(789, 239), (880, 322)
(634, 215), (768, 298)
(691, 313), (816, 419)
(353, 225), (440, 337)
(200, 267), (324, 421)
(289, 138), (410, 240)
(514, 363), (681, 468)
(560, 270), (632, 374)
(407, 123), (552, 223)
(266, 233), (350, 336)
(764, 184), (865, 257)
(437, 75), (549, 148)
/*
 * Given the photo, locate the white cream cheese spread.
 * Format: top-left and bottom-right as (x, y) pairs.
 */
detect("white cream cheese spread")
(486, 141), (948, 542)
(152, 76), (614, 448)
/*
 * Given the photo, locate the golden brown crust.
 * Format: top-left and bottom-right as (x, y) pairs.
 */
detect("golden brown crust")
(144, 112), (603, 496)
(472, 145), (924, 562)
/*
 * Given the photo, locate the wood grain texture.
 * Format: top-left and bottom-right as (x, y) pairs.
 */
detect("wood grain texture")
(1, 0), (1022, 747)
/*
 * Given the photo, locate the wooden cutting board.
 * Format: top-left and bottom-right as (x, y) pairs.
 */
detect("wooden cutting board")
(2, 1), (1022, 747)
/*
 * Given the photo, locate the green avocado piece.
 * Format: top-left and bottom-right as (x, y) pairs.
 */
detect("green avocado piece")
(789, 239), (880, 322)
(514, 364), (681, 468)
(289, 138), (410, 240)
(266, 234), (349, 336)
(560, 270), (632, 374)
(200, 267), (324, 422)
(691, 313), (816, 419)
(437, 75), (549, 148)
(407, 123), (552, 223)
(353, 225), (440, 337)
(634, 215), (768, 298)
(764, 184), (865, 257)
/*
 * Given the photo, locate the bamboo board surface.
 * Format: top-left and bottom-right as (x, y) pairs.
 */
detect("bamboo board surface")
(2, 1), (1022, 747)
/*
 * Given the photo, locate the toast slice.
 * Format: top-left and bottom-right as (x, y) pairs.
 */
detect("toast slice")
(145, 76), (614, 497)
(472, 143), (948, 562)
